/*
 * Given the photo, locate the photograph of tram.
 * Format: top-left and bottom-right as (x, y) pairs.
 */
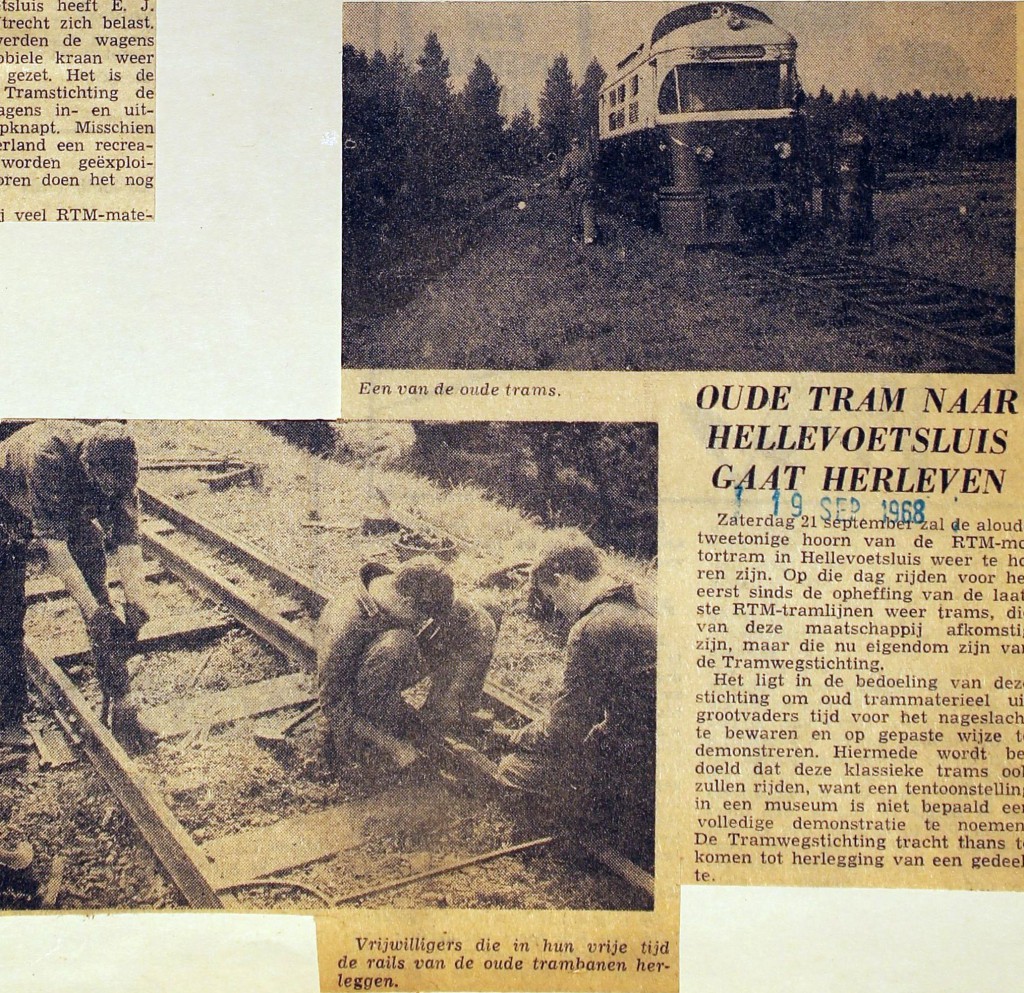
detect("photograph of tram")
(342, 3), (1016, 373)
(597, 3), (810, 246)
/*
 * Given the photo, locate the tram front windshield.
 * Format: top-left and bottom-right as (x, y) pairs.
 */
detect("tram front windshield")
(659, 61), (792, 113)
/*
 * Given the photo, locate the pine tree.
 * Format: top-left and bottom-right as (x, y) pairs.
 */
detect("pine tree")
(410, 32), (458, 194)
(459, 56), (505, 171)
(415, 31), (451, 104)
(538, 54), (577, 155)
(577, 57), (607, 142)
(504, 106), (540, 172)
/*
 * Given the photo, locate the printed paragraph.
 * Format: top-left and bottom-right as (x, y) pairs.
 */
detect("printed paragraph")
(0, 0), (154, 220)
(691, 508), (1024, 886)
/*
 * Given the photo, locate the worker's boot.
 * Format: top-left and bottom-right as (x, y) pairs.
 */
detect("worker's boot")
(108, 697), (157, 755)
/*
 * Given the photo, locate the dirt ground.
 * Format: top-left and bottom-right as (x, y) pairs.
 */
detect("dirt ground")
(1, 423), (653, 911)
(342, 163), (1014, 373)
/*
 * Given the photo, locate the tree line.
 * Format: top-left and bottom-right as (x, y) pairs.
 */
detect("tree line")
(805, 87), (1015, 173)
(409, 422), (659, 559)
(343, 33), (604, 247)
(343, 31), (1016, 244)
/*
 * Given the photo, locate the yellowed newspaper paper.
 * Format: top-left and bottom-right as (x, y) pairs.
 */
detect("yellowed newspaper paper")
(682, 380), (1023, 890)
(0, 0), (155, 221)
(336, 1), (1021, 989)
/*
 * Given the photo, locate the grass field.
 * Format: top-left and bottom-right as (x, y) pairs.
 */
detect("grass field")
(872, 162), (1015, 296)
(343, 163), (1014, 373)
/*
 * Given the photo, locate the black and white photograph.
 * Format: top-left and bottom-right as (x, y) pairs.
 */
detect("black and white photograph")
(0, 419), (656, 912)
(342, 1), (1015, 373)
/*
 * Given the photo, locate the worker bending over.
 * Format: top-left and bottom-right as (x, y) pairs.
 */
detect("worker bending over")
(497, 530), (656, 869)
(316, 557), (497, 765)
(0, 421), (153, 751)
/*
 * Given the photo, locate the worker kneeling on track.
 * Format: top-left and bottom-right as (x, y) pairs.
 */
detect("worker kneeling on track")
(315, 557), (498, 767)
(0, 421), (155, 754)
(496, 530), (656, 871)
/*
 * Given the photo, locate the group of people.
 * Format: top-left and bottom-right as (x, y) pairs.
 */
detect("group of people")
(0, 420), (657, 894)
(315, 527), (657, 869)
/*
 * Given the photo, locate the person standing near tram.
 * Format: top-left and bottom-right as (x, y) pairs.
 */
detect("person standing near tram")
(559, 135), (598, 246)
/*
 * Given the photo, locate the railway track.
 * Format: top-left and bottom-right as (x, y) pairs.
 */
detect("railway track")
(729, 248), (1015, 370)
(17, 480), (653, 911)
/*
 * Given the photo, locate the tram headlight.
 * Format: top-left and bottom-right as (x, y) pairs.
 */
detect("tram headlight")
(695, 144), (715, 163)
(774, 141), (793, 160)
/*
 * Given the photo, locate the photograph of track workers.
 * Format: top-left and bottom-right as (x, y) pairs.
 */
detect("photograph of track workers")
(342, 2), (1015, 373)
(0, 420), (657, 912)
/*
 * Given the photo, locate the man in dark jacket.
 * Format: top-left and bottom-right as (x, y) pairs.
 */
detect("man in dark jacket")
(497, 530), (656, 869)
(838, 124), (875, 245)
(0, 421), (153, 750)
(559, 136), (598, 245)
(316, 557), (497, 766)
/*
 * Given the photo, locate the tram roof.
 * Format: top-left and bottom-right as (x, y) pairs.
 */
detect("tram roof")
(607, 3), (794, 87)
(651, 4), (774, 46)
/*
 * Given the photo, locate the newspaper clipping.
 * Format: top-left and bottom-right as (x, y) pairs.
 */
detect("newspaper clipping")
(685, 382), (1022, 889)
(0, 0), (155, 221)
(339, 1), (1019, 990)
(0, 1), (1020, 992)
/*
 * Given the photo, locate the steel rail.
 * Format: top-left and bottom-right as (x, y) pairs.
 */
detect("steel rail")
(24, 635), (226, 908)
(333, 835), (556, 905)
(138, 484), (545, 722)
(138, 484), (336, 607)
(730, 251), (1014, 366)
(137, 519), (546, 771)
(139, 521), (316, 668)
(15, 491), (642, 908)
(837, 256), (1015, 310)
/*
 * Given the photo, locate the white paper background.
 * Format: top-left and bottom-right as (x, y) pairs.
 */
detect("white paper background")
(0, 913), (318, 993)
(683, 886), (1024, 992)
